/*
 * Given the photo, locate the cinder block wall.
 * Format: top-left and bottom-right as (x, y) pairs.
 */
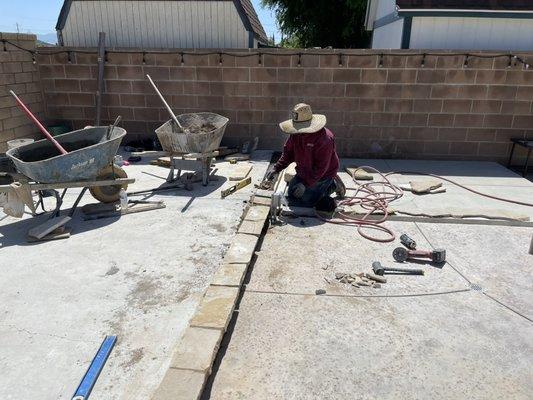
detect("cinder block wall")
(0, 33), (43, 152)
(37, 48), (533, 162)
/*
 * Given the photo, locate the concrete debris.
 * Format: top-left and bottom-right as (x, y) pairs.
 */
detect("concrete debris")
(365, 273), (387, 283)
(334, 272), (385, 289)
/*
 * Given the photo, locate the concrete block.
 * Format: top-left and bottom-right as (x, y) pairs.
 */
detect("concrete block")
(151, 368), (206, 400)
(244, 205), (270, 222)
(254, 189), (273, 198)
(211, 263), (248, 287)
(224, 233), (259, 265)
(170, 327), (223, 372)
(250, 195), (272, 207)
(238, 219), (265, 236)
(190, 286), (239, 329)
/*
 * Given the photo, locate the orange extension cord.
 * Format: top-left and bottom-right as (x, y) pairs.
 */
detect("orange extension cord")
(319, 166), (533, 243)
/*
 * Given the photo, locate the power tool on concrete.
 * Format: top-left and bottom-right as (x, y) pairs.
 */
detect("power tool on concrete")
(400, 233), (417, 250)
(392, 247), (446, 263)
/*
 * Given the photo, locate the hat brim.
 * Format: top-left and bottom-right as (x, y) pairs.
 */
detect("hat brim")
(279, 114), (327, 134)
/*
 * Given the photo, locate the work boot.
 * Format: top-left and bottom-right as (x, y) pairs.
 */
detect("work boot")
(334, 175), (346, 199)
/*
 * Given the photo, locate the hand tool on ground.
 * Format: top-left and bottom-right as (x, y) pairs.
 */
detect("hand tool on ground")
(372, 261), (424, 276)
(146, 74), (186, 132)
(400, 233), (417, 250)
(72, 335), (116, 400)
(393, 247), (446, 263)
(221, 177), (251, 198)
(9, 90), (68, 155)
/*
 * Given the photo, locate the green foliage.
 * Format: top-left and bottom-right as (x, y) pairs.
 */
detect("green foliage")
(262, 0), (370, 48)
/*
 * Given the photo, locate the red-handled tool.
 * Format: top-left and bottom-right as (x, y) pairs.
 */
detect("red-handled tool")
(9, 90), (68, 155)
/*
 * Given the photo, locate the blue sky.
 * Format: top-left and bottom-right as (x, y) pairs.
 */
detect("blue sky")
(0, 0), (280, 43)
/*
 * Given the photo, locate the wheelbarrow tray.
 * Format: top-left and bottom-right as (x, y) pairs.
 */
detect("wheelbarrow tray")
(6, 126), (126, 184)
(155, 112), (229, 154)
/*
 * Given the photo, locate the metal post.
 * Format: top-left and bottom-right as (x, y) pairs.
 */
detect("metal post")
(95, 32), (106, 126)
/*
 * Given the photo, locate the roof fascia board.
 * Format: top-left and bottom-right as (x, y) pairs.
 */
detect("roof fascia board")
(398, 9), (533, 19)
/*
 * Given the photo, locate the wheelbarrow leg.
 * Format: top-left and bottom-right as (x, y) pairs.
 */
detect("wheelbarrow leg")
(68, 187), (88, 217)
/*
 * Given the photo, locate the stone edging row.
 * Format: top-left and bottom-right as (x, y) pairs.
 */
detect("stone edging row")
(151, 190), (273, 400)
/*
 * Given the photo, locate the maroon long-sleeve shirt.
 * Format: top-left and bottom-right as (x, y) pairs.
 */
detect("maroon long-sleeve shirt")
(274, 128), (340, 187)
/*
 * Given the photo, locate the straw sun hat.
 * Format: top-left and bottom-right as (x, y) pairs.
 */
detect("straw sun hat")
(279, 103), (327, 134)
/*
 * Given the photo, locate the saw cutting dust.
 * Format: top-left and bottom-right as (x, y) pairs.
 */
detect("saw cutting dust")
(323, 166), (533, 243)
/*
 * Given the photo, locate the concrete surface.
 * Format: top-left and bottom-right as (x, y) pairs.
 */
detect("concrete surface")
(0, 150), (271, 400)
(206, 160), (533, 400)
(337, 159), (533, 220)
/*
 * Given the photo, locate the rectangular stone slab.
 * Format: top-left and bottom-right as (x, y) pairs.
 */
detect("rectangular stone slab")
(151, 368), (205, 400)
(238, 219), (265, 236)
(211, 263), (248, 287)
(223, 233), (259, 265)
(170, 326), (223, 372)
(190, 286), (239, 330)
(244, 205), (270, 222)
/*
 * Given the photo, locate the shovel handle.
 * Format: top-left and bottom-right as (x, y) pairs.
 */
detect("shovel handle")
(9, 90), (68, 155)
(146, 74), (184, 131)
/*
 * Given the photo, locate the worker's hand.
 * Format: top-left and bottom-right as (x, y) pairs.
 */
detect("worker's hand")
(292, 182), (306, 198)
(260, 169), (279, 189)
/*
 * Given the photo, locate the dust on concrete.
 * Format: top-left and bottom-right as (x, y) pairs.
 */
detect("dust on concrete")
(210, 223), (227, 233)
(120, 347), (145, 370)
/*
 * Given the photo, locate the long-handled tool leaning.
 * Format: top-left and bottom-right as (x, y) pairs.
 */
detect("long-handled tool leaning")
(146, 74), (187, 133)
(9, 90), (68, 155)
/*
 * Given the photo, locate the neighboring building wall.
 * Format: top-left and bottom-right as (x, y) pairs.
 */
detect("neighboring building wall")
(61, 0), (250, 48)
(410, 17), (533, 51)
(37, 48), (533, 162)
(372, 19), (403, 49)
(375, 0), (396, 20)
(0, 33), (43, 153)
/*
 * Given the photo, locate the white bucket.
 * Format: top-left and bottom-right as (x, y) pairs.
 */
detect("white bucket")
(7, 138), (34, 150)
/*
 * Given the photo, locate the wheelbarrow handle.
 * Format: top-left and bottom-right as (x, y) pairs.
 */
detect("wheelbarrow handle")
(9, 90), (68, 155)
(146, 74), (185, 131)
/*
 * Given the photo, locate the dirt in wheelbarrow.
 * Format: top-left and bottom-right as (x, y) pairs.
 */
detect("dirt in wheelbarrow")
(182, 123), (217, 134)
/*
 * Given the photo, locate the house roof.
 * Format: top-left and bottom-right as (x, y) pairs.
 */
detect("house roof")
(56, 0), (269, 44)
(396, 1), (533, 11)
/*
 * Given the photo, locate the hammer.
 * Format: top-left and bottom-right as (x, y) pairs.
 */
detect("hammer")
(372, 261), (424, 276)
(393, 247), (446, 263)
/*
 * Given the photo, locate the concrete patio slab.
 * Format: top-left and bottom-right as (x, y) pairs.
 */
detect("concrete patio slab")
(0, 151), (271, 400)
(208, 290), (533, 400)
(205, 158), (533, 400)
(248, 219), (469, 296)
(417, 223), (533, 319)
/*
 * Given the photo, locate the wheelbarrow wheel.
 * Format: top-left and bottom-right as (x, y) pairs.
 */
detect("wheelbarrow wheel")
(89, 165), (128, 203)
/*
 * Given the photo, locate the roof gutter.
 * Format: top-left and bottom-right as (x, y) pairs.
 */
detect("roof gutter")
(398, 8), (533, 18)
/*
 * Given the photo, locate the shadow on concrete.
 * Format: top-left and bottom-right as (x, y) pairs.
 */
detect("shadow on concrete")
(128, 174), (228, 200)
(0, 210), (117, 248)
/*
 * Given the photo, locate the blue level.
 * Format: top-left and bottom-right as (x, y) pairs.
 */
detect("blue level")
(72, 335), (117, 400)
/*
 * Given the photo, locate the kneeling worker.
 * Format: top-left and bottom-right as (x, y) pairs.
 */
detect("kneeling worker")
(263, 103), (345, 211)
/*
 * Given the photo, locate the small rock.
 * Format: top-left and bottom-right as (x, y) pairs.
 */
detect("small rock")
(358, 280), (372, 287)
(335, 272), (347, 280)
(315, 289), (326, 295)
(373, 283), (382, 289)
(351, 282), (360, 288)
(346, 277), (355, 283)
